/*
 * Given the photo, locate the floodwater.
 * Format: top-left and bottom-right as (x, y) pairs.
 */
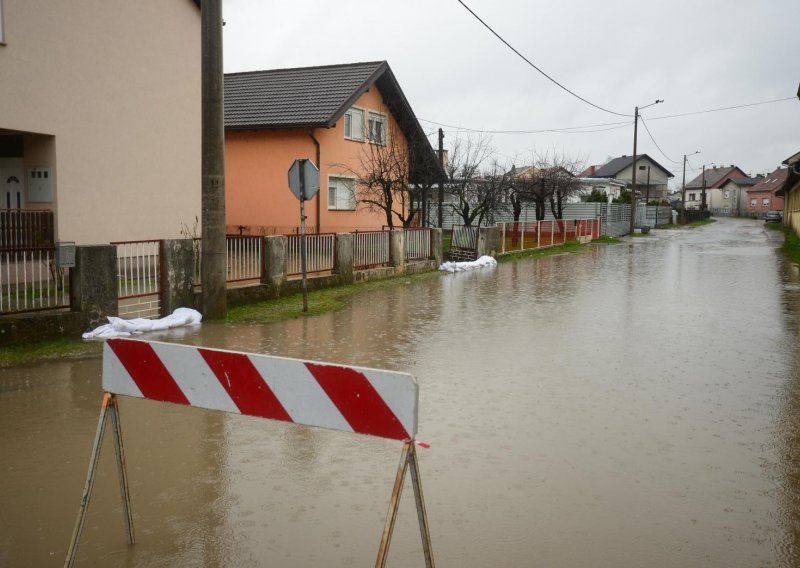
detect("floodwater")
(3, 217), (800, 567)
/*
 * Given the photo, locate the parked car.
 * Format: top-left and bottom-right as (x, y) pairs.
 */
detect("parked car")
(765, 210), (783, 223)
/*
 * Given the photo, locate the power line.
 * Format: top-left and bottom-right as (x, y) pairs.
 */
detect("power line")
(417, 116), (632, 135)
(418, 95), (793, 138)
(638, 116), (680, 164)
(455, 0), (631, 118)
(648, 97), (795, 122)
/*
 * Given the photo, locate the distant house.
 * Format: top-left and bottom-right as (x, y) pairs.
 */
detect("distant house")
(711, 176), (761, 216)
(684, 165), (750, 212)
(778, 151), (800, 233)
(223, 61), (440, 234)
(0, 0), (201, 244)
(586, 154), (674, 203)
(745, 168), (787, 218)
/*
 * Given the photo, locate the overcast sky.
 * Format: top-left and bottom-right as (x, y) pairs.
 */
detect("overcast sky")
(222, 0), (799, 186)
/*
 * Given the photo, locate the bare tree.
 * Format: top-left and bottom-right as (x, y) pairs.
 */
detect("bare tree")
(444, 134), (508, 227)
(347, 124), (417, 229)
(511, 149), (586, 220)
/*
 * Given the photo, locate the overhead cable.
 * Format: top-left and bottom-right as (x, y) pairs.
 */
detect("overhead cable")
(455, 0), (631, 118)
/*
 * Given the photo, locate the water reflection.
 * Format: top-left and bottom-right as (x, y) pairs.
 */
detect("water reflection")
(2, 218), (799, 566)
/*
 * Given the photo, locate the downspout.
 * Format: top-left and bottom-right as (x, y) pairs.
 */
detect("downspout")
(308, 129), (321, 234)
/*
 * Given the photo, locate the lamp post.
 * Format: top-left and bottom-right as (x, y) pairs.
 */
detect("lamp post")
(680, 151), (700, 223)
(629, 100), (663, 234)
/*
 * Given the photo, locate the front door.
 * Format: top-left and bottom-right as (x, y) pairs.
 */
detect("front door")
(0, 159), (25, 209)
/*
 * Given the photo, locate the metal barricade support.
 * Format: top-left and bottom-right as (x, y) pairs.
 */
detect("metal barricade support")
(65, 339), (435, 568)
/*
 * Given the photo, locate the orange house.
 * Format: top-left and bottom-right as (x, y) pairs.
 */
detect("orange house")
(223, 61), (440, 235)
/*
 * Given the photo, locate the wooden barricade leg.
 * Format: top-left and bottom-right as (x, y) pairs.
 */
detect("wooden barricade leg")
(109, 394), (135, 545)
(375, 442), (435, 568)
(65, 393), (135, 568)
(408, 444), (435, 568)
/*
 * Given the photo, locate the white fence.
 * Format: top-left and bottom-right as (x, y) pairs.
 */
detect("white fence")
(287, 233), (335, 276)
(113, 240), (161, 319)
(226, 236), (262, 283)
(0, 248), (70, 314)
(404, 228), (432, 261)
(353, 231), (390, 269)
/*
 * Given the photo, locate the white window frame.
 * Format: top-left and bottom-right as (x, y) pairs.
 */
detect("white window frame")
(762, 198), (769, 208)
(750, 198), (757, 207)
(368, 111), (388, 145)
(689, 193), (696, 201)
(328, 175), (356, 211)
(723, 190), (729, 199)
(343, 107), (365, 142)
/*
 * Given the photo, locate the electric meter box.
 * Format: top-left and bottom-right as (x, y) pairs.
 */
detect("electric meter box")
(28, 167), (53, 203)
(56, 241), (76, 268)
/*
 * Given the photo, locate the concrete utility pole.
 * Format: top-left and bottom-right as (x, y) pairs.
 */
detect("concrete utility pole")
(629, 99), (663, 235)
(201, 0), (227, 319)
(437, 128), (445, 228)
(629, 106), (639, 236)
(701, 164), (707, 212)
(680, 151), (699, 224)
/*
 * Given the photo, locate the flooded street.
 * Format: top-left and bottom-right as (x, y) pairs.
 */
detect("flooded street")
(4, 217), (800, 567)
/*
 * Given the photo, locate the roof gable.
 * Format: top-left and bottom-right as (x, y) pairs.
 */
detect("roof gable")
(589, 154), (674, 179)
(685, 166), (748, 189)
(223, 61), (442, 183)
(747, 168), (788, 195)
(224, 61), (386, 129)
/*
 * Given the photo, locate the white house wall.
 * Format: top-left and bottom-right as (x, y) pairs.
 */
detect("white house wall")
(0, 0), (201, 244)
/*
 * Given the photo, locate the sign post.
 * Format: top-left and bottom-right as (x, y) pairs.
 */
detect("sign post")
(287, 159), (320, 312)
(65, 339), (434, 567)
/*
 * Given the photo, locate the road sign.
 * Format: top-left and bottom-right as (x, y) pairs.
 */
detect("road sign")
(287, 158), (319, 201)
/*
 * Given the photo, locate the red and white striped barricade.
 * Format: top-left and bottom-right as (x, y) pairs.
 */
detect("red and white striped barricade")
(66, 338), (434, 568)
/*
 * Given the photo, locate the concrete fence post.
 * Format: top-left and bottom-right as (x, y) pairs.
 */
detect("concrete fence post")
(263, 236), (287, 295)
(431, 228), (443, 265)
(477, 227), (499, 258)
(390, 230), (405, 273)
(335, 233), (354, 285)
(72, 245), (118, 330)
(161, 239), (196, 314)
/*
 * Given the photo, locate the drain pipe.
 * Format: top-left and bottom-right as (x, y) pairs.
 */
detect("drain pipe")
(308, 129), (321, 234)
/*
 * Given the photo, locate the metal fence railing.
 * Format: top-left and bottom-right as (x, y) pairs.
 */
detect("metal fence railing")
(226, 236), (262, 283)
(287, 233), (335, 276)
(449, 225), (479, 262)
(404, 228), (432, 261)
(353, 230), (390, 269)
(497, 218), (601, 255)
(112, 240), (162, 319)
(0, 247), (70, 314)
(0, 209), (55, 250)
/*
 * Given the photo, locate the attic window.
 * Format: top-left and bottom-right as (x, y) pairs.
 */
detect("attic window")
(368, 112), (387, 145)
(344, 108), (364, 141)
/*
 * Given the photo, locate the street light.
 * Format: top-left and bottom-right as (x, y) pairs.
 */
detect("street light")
(629, 99), (663, 234)
(681, 151), (700, 223)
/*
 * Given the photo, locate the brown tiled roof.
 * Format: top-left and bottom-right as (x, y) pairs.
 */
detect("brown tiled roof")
(589, 154), (674, 179)
(223, 61), (442, 182)
(746, 168), (788, 194)
(685, 166), (747, 189)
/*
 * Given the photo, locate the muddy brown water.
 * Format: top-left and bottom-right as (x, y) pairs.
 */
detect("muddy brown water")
(3, 217), (800, 567)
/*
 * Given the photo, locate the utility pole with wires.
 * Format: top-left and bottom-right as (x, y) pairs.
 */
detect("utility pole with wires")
(437, 128), (445, 228)
(629, 100), (662, 235)
(681, 151), (700, 223)
(200, 0), (227, 319)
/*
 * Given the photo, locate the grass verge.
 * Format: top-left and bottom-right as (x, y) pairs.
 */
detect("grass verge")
(497, 241), (589, 263)
(228, 270), (443, 323)
(0, 337), (102, 368)
(781, 226), (800, 264)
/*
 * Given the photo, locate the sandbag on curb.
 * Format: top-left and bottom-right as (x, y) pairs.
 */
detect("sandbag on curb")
(438, 255), (497, 273)
(82, 308), (202, 340)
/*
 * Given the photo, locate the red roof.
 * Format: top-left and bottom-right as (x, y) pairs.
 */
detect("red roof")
(746, 168), (788, 195)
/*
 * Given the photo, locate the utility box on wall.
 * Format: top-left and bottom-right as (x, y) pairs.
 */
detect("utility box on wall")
(56, 241), (76, 268)
(28, 167), (53, 203)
